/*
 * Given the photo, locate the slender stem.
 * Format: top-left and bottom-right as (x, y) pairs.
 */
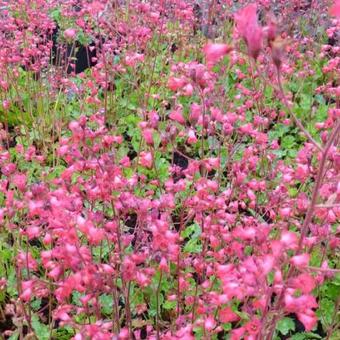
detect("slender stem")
(306, 266), (340, 273)
(176, 210), (184, 320)
(156, 271), (163, 340)
(297, 120), (340, 250)
(263, 120), (340, 339)
(200, 90), (206, 159)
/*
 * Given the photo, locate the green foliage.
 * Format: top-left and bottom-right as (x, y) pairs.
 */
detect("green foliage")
(276, 317), (296, 336)
(52, 326), (75, 340)
(100, 294), (114, 316)
(182, 223), (202, 254)
(31, 314), (50, 340)
(317, 274), (340, 332)
(289, 332), (323, 340)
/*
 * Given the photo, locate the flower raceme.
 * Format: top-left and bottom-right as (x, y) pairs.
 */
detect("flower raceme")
(234, 3), (263, 59)
(64, 28), (77, 40)
(330, 0), (340, 17)
(203, 43), (232, 68)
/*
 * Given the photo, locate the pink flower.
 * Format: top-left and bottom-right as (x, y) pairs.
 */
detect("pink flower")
(139, 152), (153, 169)
(204, 316), (216, 331)
(64, 28), (77, 40)
(203, 43), (231, 67)
(168, 77), (187, 91)
(12, 173), (27, 192)
(231, 327), (245, 340)
(20, 280), (33, 302)
(0, 278), (6, 290)
(245, 318), (261, 335)
(290, 254), (310, 268)
(190, 103), (201, 123)
(279, 207), (291, 218)
(219, 307), (239, 323)
(297, 311), (318, 331)
(169, 109), (186, 125)
(291, 273), (316, 294)
(330, 0), (340, 17)
(187, 129), (197, 144)
(182, 83), (194, 96)
(235, 4), (263, 59)
(142, 128), (154, 146)
(281, 231), (298, 249)
(125, 53), (144, 67)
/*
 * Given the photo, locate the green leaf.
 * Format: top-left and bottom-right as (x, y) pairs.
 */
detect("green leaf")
(276, 317), (295, 335)
(52, 326), (75, 340)
(330, 330), (340, 340)
(290, 332), (322, 340)
(100, 294), (113, 315)
(281, 135), (296, 149)
(163, 300), (176, 310)
(8, 332), (19, 340)
(6, 267), (17, 297)
(50, 8), (61, 22)
(31, 298), (42, 311)
(31, 315), (49, 340)
(183, 238), (202, 253)
(325, 283), (340, 300)
(149, 291), (164, 317)
(222, 323), (232, 331)
(316, 298), (335, 326)
(181, 224), (201, 239)
(234, 310), (250, 321)
(71, 291), (82, 307)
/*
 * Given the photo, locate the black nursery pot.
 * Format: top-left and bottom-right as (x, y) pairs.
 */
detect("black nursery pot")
(51, 27), (99, 75)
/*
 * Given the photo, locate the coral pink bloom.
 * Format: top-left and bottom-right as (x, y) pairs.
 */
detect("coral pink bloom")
(291, 273), (316, 294)
(219, 307), (239, 323)
(297, 311), (318, 331)
(187, 129), (197, 144)
(330, 0), (340, 17)
(203, 43), (231, 67)
(245, 318), (262, 336)
(290, 254), (310, 268)
(169, 109), (186, 125)
(204, 316), (216, 331)
(64, 28), (77, 40)
(142, 128), (154, 146)
(168, 77), (186, 91)
(235, 3), (263, 59)
(139, 152), (153, 169)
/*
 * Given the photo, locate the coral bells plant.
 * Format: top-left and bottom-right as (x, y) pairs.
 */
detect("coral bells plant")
(0, 0), (339, 339)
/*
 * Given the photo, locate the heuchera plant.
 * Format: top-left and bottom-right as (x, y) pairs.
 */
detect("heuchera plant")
(0, 0), (339, 339)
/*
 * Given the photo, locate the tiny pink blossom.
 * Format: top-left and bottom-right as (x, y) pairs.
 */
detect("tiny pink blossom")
(219, 307), (239, 323)
(187, 129), (198, 144)
(142, 128), (154, 146)
(203, 43), (231, 67)
(167, 77), (186, 91)
(330, 0), (340, 17)
(235, 3), (263, 59)
(139, 152), (153, 169)
(169, 109), (186, 125)
(290, 254), (310, 268)
(64, 28), (77, 40)
(281, 231), (298, 249)
(204, 316), (216, 331)
(297, 312), (318, 331)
